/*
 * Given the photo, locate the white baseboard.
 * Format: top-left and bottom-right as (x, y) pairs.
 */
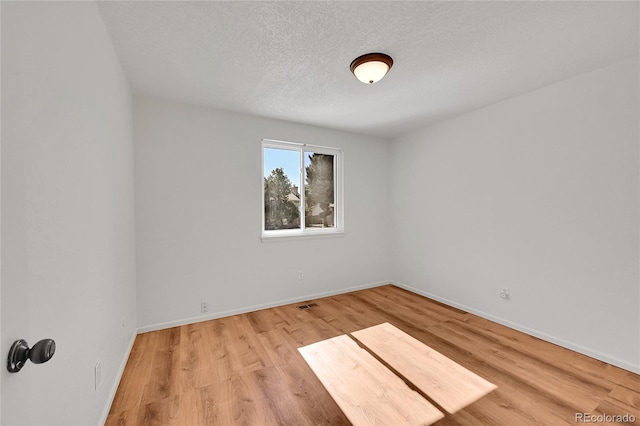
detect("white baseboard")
(390, 281), (640, 374)
(99, 330), (137, 425)
(137, 280), (390, 334)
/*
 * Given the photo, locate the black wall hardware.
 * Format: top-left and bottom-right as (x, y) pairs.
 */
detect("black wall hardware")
(7, 338), (56, 373)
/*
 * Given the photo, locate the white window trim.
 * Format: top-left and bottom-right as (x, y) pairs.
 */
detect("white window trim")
(261, 139), (344, 241)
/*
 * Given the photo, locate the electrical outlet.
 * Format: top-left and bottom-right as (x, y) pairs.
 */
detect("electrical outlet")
(298, 271), (304, 280)
(121, 315), (126, 327)
(500, 287), (510, 300)
(201, 301), (209, 313)
(95, 360), (101, 390)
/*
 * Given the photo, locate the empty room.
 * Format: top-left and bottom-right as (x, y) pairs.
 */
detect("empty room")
(1, 1), (638, 425)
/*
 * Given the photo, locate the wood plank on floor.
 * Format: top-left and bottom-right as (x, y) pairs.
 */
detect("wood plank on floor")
(298, 334), (444, 426)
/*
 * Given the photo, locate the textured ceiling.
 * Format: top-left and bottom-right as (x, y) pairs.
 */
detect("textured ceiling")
(97, 1), (639, 139)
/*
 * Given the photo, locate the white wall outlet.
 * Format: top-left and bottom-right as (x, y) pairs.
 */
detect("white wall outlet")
(298, 271), (304, 280)
(500, 287), (510, 300)
(201, 301), (208, 313)
(94, 360), (101, 391)
(121, 315), (126, 327)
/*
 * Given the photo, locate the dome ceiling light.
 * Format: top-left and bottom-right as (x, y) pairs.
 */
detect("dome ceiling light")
(350, 53), (393, 84)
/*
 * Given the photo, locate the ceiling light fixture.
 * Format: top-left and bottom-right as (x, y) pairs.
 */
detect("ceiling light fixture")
(350, 53), (393, 84)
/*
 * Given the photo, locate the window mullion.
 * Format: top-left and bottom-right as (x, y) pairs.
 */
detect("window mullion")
(299, 148), (305, 231)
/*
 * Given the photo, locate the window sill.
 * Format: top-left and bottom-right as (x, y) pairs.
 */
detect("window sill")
(261, 229), (345, 243)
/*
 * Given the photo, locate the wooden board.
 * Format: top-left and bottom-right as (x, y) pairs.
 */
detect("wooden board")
(298, 334), (444, 426)
(352, 322), (498, 414)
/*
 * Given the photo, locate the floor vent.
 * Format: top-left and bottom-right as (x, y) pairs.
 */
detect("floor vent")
(298, 303), (318, 310)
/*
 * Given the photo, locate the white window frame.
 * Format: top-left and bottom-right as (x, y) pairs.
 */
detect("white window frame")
(261, 139), (344, 241)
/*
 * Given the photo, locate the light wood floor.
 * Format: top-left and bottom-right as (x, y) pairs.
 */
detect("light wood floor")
(107, 285), (640, 425)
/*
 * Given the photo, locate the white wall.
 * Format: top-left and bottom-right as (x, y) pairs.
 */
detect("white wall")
(1, 2), (137, 425)
(0, 2), (3, 420)
(134, 96), (391, 330)
(390, 57), (639, 373)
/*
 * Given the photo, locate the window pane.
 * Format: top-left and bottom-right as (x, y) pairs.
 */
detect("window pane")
(304, 152), (335, 228)
(264, 148), (301, 230)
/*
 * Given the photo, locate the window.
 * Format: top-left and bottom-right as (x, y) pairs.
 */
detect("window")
(262, 139), (343, 239)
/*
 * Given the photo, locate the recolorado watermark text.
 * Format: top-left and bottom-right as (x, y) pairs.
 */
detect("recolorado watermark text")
(575, 413), (636, 423)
